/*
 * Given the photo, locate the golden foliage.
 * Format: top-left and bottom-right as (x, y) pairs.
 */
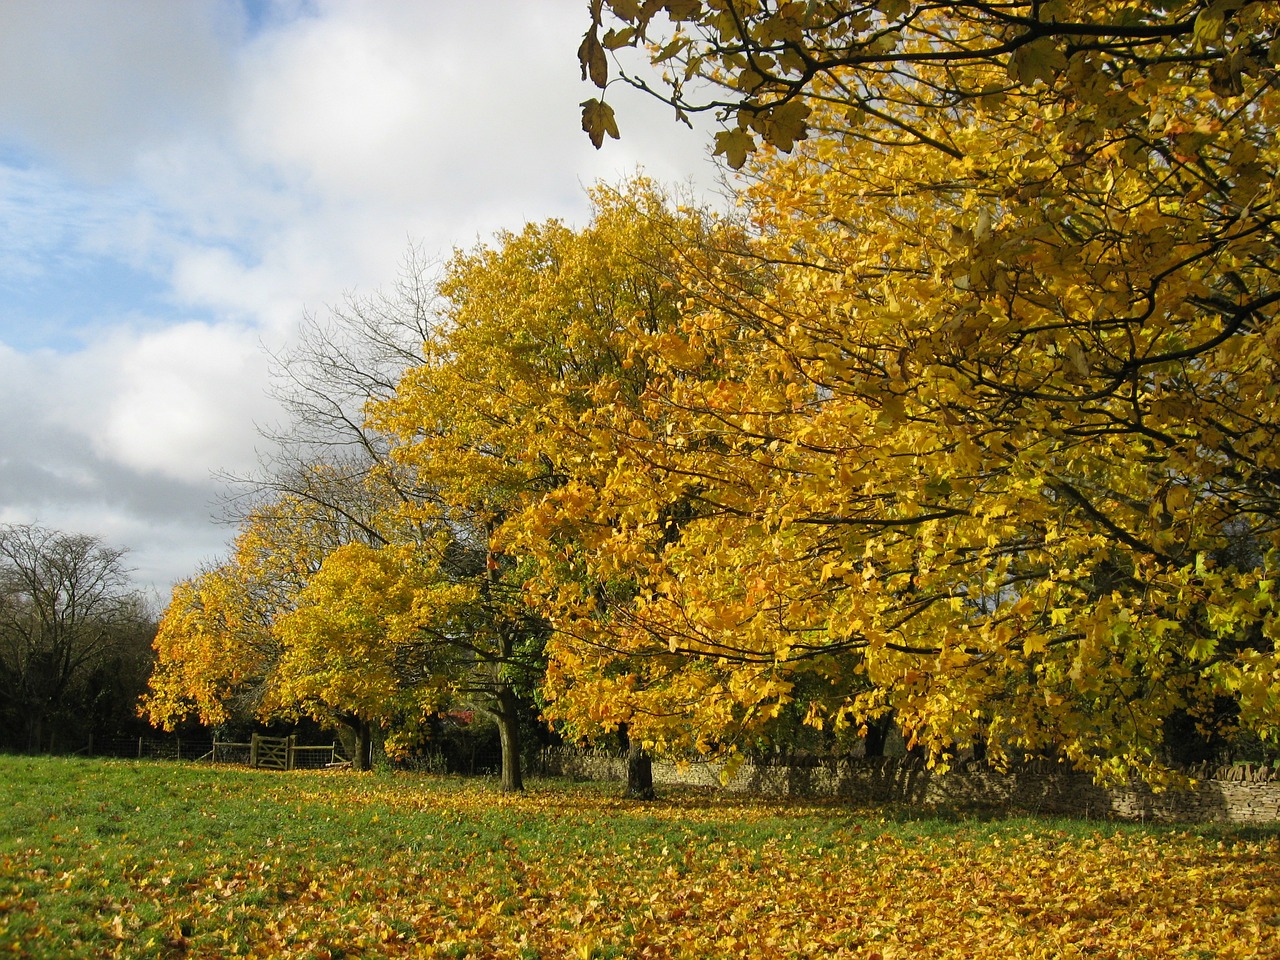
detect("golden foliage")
(544, 2), (1280, 780)
(148, 2), (1280, 780)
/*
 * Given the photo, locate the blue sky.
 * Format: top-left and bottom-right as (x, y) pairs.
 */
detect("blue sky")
(0, 158), (177, 351)
(0, 0), (716, 598)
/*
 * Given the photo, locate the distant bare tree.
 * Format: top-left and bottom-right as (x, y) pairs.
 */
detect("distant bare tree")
(0, 523), (153, 751)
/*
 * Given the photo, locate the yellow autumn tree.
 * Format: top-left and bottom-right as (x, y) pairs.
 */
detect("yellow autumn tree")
(147, 261), (460, 771)
(144, 494), (398, 768)
(550, 1), (1280, 781)
(582, 2), (1276, 165)
(143, 497), (312, 734)
(371, 179), (713, 792)
(267, 541), (463, 770)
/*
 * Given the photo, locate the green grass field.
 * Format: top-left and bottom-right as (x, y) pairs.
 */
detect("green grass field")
(2, 756), (1277, 959)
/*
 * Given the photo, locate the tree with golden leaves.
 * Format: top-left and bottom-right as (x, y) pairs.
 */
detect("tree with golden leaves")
(372, 180), (711, 794)
(557, 1), (1280, 780)
(147, 261), (450, 771)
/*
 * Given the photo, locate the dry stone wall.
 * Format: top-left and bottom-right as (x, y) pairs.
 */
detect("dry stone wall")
(541, 749), (1280, 823)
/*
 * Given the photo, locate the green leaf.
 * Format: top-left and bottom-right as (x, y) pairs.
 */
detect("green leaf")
(607, 0), (645, 21)
(1008, 37), (1067, 87)
(581, 99), (621, 148)
(603, 26), (637, 49)
(579, 27), (609, 88)
(663, 0), (701, 20)
(763, 100), (811, 152)
(1194, 8), (1227, 48)
(653, 35), (689, 63)
(713, 127), (755, 168)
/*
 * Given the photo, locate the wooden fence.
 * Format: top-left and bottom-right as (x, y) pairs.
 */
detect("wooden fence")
(210, 734), (348, 771)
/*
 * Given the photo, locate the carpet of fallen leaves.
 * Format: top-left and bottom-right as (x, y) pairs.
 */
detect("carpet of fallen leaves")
(2, 757), (1278, 959)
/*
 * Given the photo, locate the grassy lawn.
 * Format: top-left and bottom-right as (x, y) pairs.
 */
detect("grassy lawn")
(1, 756), (1277, 959)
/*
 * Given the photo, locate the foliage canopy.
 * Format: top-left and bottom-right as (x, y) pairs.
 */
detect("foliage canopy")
(147, 3), (1280, 785)
(556, 1), (1280, 780)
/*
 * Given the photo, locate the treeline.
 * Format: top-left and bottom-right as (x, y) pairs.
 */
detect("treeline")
(146, 3), (1280, 789)
(0, 524), (156, 753)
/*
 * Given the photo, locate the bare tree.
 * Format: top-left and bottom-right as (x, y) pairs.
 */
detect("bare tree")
(0, 523), (152, 751)
(221, 244), (442, 533)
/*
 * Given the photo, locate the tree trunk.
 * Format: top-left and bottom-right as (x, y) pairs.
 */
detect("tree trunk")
(864, 715), (890, 758)
(619, 723), (654, 800)
(26, 712), (44, 754)
(355, 721), (373, 771)
(971, 735), (988, 763)
(340, 715), (374, 771)
(495, 683), (524, 792)
(494, 686), (524, 793)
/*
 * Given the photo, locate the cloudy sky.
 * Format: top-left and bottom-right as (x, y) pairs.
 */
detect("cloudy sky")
(0, 0), (720, 601)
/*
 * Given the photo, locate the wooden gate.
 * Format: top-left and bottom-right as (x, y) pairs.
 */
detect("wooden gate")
(210, 735), (347, 769)
(250, 734), (294, 771)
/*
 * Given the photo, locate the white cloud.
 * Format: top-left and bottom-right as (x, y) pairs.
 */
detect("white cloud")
(0, 339), (244, 598)
(0, 0), (724, 595)
(91, 323), (279, 484)
(0, 0), (241, 182)
(4, 322), (278, 484)
(235, 7), (436, 201)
